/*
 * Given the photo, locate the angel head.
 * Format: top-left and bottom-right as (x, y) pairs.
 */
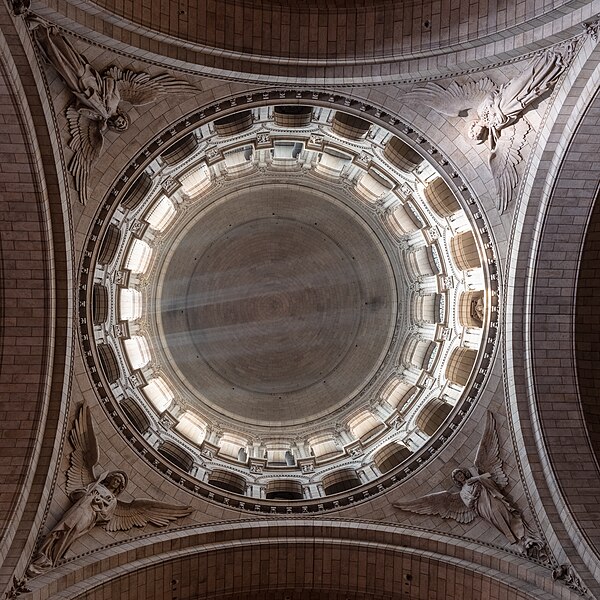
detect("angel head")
(451, 468), (472, 487)
(467, 120), (490, 143)
(102, 471), (128, 495)
(107, 111), (130, 132)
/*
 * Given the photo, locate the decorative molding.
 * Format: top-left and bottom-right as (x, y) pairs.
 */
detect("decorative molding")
(552, 564), (589, 597)
(583, 17), (600, 42)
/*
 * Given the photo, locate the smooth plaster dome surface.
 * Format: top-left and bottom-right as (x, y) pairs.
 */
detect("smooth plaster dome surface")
(158, 185), (397, 426)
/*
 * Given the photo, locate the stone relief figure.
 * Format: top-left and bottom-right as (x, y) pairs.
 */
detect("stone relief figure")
(394, 412), (543, 555)
(27, 16), (196, 203)
(406, 44), (574, 213)
(27, 405), (192, 576)
(470, 296), (484, 326)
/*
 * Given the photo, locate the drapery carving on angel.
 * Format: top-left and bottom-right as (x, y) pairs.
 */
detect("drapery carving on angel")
(26, 16), (197, 203)
(405, 44), (574, 213)
(393, 412), (543, 555)
(27, 406), (192, 576)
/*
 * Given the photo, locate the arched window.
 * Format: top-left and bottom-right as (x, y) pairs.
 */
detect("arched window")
(160, 133), (198, 166)
(145, 195), (176, 232)
(207, 469), (246, 495)
(385, 203), (421, 236)
(331, 111), (371, 140)
(381, 377), (419, 412)
(416, 398), (452, 436)
(214, 110), (253, 136)
(424, 177), (460, 217)
(373, 442), (413, 473)
(384, 136), (423, 172)
(450, 231), (481, 271)
(445, 347), (477, 386)
(121, 171), (152, 210)
(120, 397), (151, 434)
(158, 440), (194, 472)
(97, 343), (120, 383)
(143, 377), (174, 413)
(273, 105), (313, 127)
(322, 469), (361, 495)
(265, 480), (303, 500)
(92, 283), (108, 324)
(175, 411), (206, 446)
(98, 224), (121, 266)
(407, 246), (440, 278)
(348, 411), (384, 443)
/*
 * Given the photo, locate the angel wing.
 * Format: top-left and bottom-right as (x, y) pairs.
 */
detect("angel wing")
(404, 78), (497, 117)
(104, 498), (193, 532)
(488, 119), (529, 214)
(66, 405), (103, 494)
(104, 66), (196, 107)
(473, 412), (509, 488)
(66, 106), (104, 205)
(393, 490), (477, 524)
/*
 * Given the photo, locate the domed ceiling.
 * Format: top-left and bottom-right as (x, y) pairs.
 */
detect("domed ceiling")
(158, 185), (397, 426)
(84, 98), (496, 509)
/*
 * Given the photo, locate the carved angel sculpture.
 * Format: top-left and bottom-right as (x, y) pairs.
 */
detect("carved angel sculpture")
(28, 16), (196, 203)
(405, 45), (573, 212)
(27, 406), (192, 575)
(394, 412), (534, 549)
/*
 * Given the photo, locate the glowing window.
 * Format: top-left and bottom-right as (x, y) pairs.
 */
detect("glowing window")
(180, 166), (211, 197)
(314, 149), (351, 177)
(176, 412), (206, 446)
(143, 377), (174, 413)
(119, 288), (142, 320)
(381, 378), (418, 411)
(307, 434), (339, 459)
(125, 239), (152, 274)
(123, 335), (151, 370)
(347, 411), (383, 441)
(145, 195), (176, 232)
(219, 433), (248, 459)
(355, 170), (394, 204)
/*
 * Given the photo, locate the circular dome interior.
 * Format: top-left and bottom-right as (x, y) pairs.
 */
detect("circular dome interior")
(159, 185), (397, 426)
(84, 98), (496, 510)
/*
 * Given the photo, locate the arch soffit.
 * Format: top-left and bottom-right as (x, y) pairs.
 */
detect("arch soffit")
(504, 36), (600, 589)
(0, 7), (73, 592)
(27, 0), (597, 85)
(25, 520), (566, 600)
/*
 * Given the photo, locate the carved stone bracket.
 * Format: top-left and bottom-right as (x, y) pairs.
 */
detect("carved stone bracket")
(583, 17), (600, 42)
(552, 564), (588, 597)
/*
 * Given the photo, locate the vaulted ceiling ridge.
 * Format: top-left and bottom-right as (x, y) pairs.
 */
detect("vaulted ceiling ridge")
(0, 10), (76, 595)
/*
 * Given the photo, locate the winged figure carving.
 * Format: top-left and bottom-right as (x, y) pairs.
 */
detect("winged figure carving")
(405, 44), (574, 212)
(394, 412), (538, 550)
(27, 16), (197, 203)
(27, 405), (192, 575)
